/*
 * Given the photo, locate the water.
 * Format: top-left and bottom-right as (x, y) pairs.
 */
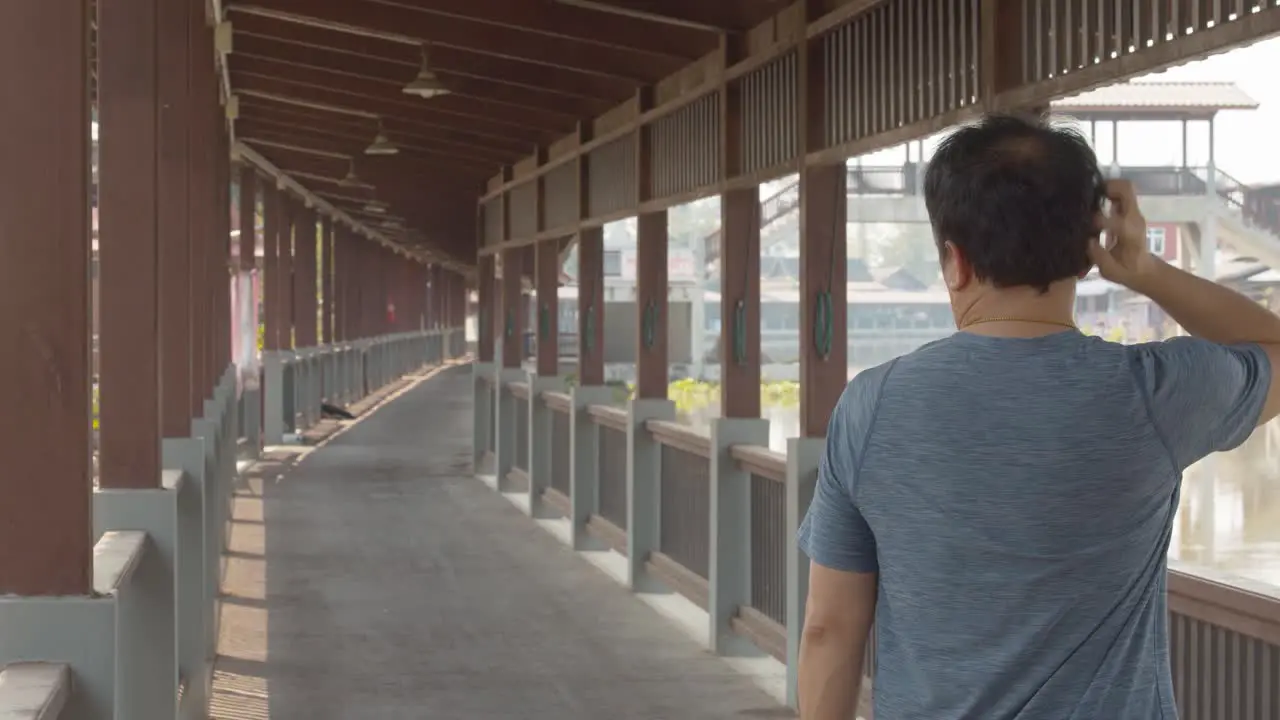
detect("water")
(680, 396), (1280, 592)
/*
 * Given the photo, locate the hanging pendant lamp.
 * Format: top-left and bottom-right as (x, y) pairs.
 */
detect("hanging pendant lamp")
(402, 43), (450, 100)
(365, 118), (399, 156)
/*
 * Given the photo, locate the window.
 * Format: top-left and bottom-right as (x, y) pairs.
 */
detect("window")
(1146, 227), (1166, 256)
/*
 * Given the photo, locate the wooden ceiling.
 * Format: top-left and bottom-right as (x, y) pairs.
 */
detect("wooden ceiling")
(226, 0), (789, 265)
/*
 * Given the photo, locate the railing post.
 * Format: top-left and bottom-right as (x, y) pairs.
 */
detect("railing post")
(526, 373), (566, 513)
(262, 351), (286, 445)
(625, 398), (675, 588)
(569, 386), (614, 549)
(296, 349), (312, 429)
(284, 354), (298, 436)
(708, 418), (769, 653)
(472, 362), (496, 466)
(307, 350), (321, 424)
(91, 470), (189, 718)
(784, 437), (823, 709)
(241, 378), (261, 459)
(495, 368), (524, 490)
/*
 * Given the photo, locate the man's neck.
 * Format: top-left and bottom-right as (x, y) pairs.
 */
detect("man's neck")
(955, 283), (1077, 337)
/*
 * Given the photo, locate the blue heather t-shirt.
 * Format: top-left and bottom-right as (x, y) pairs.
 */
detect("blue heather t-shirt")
(797, 331), (1271, 719)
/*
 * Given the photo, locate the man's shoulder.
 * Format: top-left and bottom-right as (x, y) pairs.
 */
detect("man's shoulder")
(831, 359), (900, 436)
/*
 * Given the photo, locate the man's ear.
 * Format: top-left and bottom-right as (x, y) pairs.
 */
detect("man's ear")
(942, 240), (971, 292)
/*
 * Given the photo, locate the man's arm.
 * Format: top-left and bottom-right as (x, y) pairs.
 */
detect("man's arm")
(799, 563), (876, 720)
(1129, 259), (1280, 426)
(794, 378), (883, 720)
(1090, 180), (1280, 427)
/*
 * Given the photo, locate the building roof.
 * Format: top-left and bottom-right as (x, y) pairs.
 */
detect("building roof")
(1052, 81), (1259, 113)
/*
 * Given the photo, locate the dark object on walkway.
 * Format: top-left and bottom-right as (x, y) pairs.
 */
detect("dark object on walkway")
(321, 402), (356, 420)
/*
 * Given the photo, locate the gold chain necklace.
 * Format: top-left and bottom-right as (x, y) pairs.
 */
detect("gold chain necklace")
(960, 317), (1078, 332)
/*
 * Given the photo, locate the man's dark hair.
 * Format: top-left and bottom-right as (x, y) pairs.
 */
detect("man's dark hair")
(923, 113), (1106, 292)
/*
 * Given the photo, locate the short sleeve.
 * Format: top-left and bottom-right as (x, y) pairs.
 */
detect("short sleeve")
(1130, 337), (1272, 471)
(796, 381), (881, 574)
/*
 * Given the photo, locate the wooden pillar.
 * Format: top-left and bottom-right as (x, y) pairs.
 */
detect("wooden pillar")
(354, 239), (368, 340)
(262, 185), (282, 351)
(798, 28), (848, 436)
(366, 242), (376, 339)
(537, 247), (558, 373)
(238, 165), (257, 271)
(418, 263), (429, 330)
(279, 196), (296, 349)
(424, 264), (436, 330)
(0, 0), (93, 594)
(456, 273), (467, 329)
(634, 87), (667, 399)
(397, 259), (410, 332)
(407, 262), (419, 330)
(98, 0), (162, 489)
(720, 188), (762, 418)
(501, 250), (523, 368)
(439, 265), (450, 331)
(374, 247), (387, 336)
(980, 0), (1028, 103)
(159, 0), (193, 436)
(477, 257), (496, 362)
(334, 226), (348, 342)
(343, 229), (356, 341)
(577, 227), (605, 385)
(634, 213), (668, 399)
(438, 268), (449, 331)
(295, 206), (318, 348)
(214, 118), (230, 375)
(718, 38), (761, 419)
(344, 234), (356, 340)
(322, 217), (334, 344)
(186, 0), (207, 405)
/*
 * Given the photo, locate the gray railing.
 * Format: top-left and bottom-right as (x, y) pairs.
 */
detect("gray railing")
(590, 406), (630, 544)
(733, 446), (789, 630)
(1167, 567), (1280, 719)
(650, 421), (713, 586)
(546, 393), (572, 501)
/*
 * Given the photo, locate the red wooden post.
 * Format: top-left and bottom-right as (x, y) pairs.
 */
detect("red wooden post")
(0, 0), (94, 594)
(98, 0), (162, 488)
(159, 0), (193, 436)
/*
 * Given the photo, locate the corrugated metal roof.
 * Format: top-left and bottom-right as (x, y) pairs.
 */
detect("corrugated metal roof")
(1052, 81), (1258, 111)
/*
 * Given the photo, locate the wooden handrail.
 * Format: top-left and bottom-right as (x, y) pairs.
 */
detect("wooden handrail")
(646, 419), (712, 458)
(587, 404), (628, 431)
(730, 444), (786, 482)
(507, 381), (531, 399)
(542, 391), (572, 413)
(1168, 564), (1280, 646)
(0, 663), (70, 720)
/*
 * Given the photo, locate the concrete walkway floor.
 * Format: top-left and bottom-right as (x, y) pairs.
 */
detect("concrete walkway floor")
(211, 364), (790, 719)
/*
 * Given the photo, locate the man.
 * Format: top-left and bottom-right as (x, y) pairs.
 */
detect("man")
(795, 114), (1280, 719)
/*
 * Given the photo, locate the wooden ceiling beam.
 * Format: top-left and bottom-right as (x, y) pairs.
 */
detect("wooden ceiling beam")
(228, 57), (579, 131)
(251, 145), (488, 196)
(252, 146), (480, 248)
(231, 39), (610, 117)
(236, 93), (532, 156)
(236, 112), (514, 165)
(226, 0), (686, 81)
(230, 74), (554, 145)
(553, 0), (747, 31)
(236, 120), (501, 174)
(386, 0), (716, 57)
(231, 15), (638, 100)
